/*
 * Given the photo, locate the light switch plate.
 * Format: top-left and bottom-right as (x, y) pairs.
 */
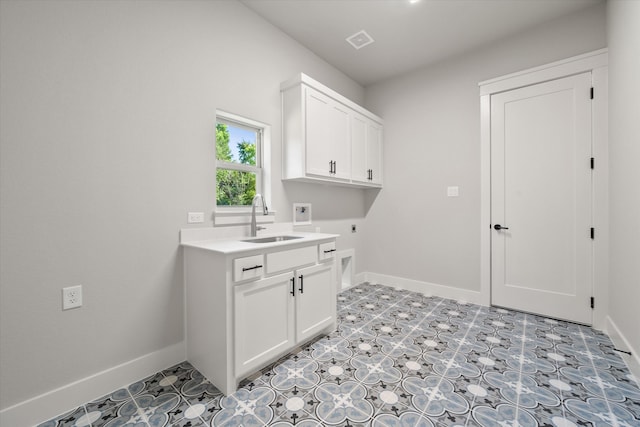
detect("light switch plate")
(188, 212), (205, 223)
(447, 186), (459, 197)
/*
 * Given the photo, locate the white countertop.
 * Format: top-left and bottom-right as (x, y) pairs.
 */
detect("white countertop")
(180, 231), (338, 255)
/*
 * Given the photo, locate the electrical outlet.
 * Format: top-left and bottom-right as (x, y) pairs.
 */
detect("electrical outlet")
(351, 224), (357, 233)
(188, 212), (205, 224)
(62, 285), (82, 310)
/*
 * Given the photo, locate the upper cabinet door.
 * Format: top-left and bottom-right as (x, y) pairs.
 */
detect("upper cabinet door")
(329, 103), (351, 181)
(351, 112), (383, 187)
(351, 113), (368, 183)
(305, 89), (332, 179)
(366, 121), (383, 186)
(305, 87), (350, 181)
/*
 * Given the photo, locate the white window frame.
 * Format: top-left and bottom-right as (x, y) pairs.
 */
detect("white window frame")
(214, 110), (273, 226)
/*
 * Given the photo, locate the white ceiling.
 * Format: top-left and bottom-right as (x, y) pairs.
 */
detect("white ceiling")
(241, 0), (603, 86)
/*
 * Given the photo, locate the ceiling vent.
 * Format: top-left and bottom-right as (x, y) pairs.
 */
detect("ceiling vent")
(346, 30), (374, 50)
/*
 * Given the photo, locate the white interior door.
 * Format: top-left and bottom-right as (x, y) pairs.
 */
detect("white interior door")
(491, 72), (593, 324)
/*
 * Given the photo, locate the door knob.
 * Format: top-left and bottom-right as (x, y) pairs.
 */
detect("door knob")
(494, 224), (509, 230)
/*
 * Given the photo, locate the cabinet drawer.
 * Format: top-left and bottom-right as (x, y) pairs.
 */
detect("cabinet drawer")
(319, 242), (336, 261)
(266, 245), (317, 275)
(233, 254), (264, 282)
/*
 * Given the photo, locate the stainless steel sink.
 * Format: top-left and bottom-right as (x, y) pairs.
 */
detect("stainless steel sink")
(242, 235), (304, 244)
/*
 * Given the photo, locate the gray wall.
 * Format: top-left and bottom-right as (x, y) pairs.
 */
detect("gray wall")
(362, 4), (607, 292)
(607, 0), (640, 360)
(0, 0), (366, 409)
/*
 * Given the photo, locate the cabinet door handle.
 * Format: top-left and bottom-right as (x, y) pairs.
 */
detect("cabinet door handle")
(323, 249), (336, 254)
(370, 169), (373, 180)
(290, 277), (295, 296)
(329, 160), (336, 174)
(333, 161), (336, 175)
(242, 264), (263, 272)
(299, 275), (304, 293)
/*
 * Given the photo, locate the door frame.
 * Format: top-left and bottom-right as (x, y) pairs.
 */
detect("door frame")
(479, 49), (609, 329)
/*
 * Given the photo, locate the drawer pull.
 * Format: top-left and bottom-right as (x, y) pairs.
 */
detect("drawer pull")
(242, 264), (263, 272)
(323, 249), (336, 254)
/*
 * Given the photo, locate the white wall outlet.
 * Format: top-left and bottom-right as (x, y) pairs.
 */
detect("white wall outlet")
(187, 212), (205, 224)
(447, 186), (459, 197)
(62, 285), (82, 310)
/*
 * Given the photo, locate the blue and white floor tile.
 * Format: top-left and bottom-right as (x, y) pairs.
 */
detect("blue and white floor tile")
(39, 282), (640, 427)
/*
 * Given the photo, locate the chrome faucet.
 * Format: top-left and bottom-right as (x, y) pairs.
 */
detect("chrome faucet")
(250, 194), (268, 237)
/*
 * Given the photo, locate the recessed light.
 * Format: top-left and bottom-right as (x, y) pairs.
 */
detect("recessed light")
(409, 0), (420, 3)
(346, 30), (375, 50)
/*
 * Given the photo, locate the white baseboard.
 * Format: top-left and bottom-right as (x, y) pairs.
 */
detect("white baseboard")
(357, 272), (486, 306)
(604, 316), (640, 388)
(0, 342), (186, 427)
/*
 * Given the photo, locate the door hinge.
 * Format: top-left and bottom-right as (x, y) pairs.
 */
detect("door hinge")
(591, 297), (595, 309)
(590, 157), (594, 169)
(590, 87), (594, 99)
(590, 227), (595, 239)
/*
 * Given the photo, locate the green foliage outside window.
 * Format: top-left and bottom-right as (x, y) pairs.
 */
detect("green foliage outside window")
(216, 123), (258, 206)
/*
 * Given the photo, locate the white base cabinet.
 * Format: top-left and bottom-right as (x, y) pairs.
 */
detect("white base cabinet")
(184, 238), (337, 396)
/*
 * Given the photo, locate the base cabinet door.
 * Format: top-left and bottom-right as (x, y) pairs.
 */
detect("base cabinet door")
(234, 272), (295, 378)
(295, 263), (335, 343)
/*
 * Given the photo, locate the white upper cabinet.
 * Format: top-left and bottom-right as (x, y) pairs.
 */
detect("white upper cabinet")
(281, 73), (383, 188)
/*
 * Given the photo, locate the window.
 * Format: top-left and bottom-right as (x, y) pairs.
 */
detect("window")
(215, 111), (270, 211)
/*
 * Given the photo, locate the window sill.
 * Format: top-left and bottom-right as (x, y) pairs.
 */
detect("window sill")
(213, 209), (276, 227)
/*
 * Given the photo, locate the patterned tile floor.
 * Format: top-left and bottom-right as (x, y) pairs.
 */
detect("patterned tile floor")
(40, 282), (640, 427)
